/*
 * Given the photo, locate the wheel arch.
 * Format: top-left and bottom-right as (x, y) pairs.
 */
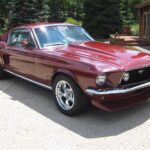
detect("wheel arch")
(51, 69), (84, 91)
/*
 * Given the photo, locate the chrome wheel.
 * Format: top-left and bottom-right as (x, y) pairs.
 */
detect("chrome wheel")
(55, 80), (75, 110)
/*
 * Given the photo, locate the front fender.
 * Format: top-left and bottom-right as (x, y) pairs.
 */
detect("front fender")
(51, 68), (97, 92)
(51, 69), (80, 86)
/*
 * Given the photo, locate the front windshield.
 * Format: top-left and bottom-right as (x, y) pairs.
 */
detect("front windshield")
(34, 25), (94, 48)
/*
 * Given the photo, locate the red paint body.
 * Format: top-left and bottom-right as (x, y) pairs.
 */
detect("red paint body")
(0, 23), (150, 111)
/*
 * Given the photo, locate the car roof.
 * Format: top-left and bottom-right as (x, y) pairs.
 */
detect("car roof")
(13, 22), (77, 30)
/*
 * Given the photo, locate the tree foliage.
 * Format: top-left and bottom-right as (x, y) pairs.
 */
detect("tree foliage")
(8, 0), (50, 29)
(6, 0), (84, 28)
(8, 0), (37, 28)
(120, 0), (143, 25)
(0, 0), (144, 37)
(0, 0), (10, 29)
(83, 0), (122, 38)
(36, 0), (50, 22)
(47, 0), (84, 22)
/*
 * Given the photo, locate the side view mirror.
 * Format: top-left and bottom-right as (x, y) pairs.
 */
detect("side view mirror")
(0, 41), (7, 49)
(21, 39), (29, 47)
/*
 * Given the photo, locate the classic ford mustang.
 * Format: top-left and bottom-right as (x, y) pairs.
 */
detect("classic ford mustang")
(0, 23), (150, 115)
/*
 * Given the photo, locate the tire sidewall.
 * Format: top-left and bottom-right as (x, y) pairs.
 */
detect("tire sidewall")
(52, 75), (88, 116)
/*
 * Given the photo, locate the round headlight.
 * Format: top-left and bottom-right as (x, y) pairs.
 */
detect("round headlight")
(96, 75), (106, 86)
(123, 72), (130, 82)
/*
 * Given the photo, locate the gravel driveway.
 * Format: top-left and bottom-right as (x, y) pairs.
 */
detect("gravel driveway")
(0, 77), (150, 150)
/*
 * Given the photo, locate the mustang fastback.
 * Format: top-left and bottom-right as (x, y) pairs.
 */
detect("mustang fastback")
(0, 23), (150, 115)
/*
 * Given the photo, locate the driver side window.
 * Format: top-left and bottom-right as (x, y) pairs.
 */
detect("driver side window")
(8, 29), (36, 49)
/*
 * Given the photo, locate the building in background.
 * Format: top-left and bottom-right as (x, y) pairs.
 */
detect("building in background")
(136, 1), (150, 39)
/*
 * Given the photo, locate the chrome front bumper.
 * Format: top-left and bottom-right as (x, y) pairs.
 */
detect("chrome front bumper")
(86, 82), (150, 96)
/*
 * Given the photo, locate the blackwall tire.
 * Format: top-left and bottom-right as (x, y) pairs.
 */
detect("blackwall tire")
(52, 75), (89, 116)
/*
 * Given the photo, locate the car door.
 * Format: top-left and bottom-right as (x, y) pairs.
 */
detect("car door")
(4, 28), (37, 79)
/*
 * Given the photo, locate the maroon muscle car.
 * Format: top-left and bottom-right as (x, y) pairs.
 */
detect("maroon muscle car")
(0, 23), (150, 116)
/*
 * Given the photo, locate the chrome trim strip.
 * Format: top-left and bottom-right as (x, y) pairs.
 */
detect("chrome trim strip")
(4, 70), (52, 90)
(86, 82), (150, 96)
(32, 28), (42, 49)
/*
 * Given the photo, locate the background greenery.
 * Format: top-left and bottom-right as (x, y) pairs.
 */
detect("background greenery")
(0, 0), (144, 38)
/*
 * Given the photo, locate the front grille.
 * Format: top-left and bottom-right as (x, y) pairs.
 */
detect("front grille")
(121, 66), (150, 86)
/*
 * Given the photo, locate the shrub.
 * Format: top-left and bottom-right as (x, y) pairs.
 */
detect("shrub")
(66, 17), (82, 26)
(130, 23), (139, 36)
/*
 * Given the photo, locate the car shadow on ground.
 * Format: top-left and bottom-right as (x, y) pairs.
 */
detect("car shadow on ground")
(0, 77), (150, 139)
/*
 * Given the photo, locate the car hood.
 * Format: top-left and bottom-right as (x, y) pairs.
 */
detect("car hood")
(44, 41), (150, 72)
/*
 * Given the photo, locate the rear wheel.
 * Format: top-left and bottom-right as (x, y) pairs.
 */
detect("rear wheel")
(52, 75), (89, 116)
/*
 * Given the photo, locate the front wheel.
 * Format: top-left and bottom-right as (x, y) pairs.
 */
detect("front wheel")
(52, 75), (89, 116)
